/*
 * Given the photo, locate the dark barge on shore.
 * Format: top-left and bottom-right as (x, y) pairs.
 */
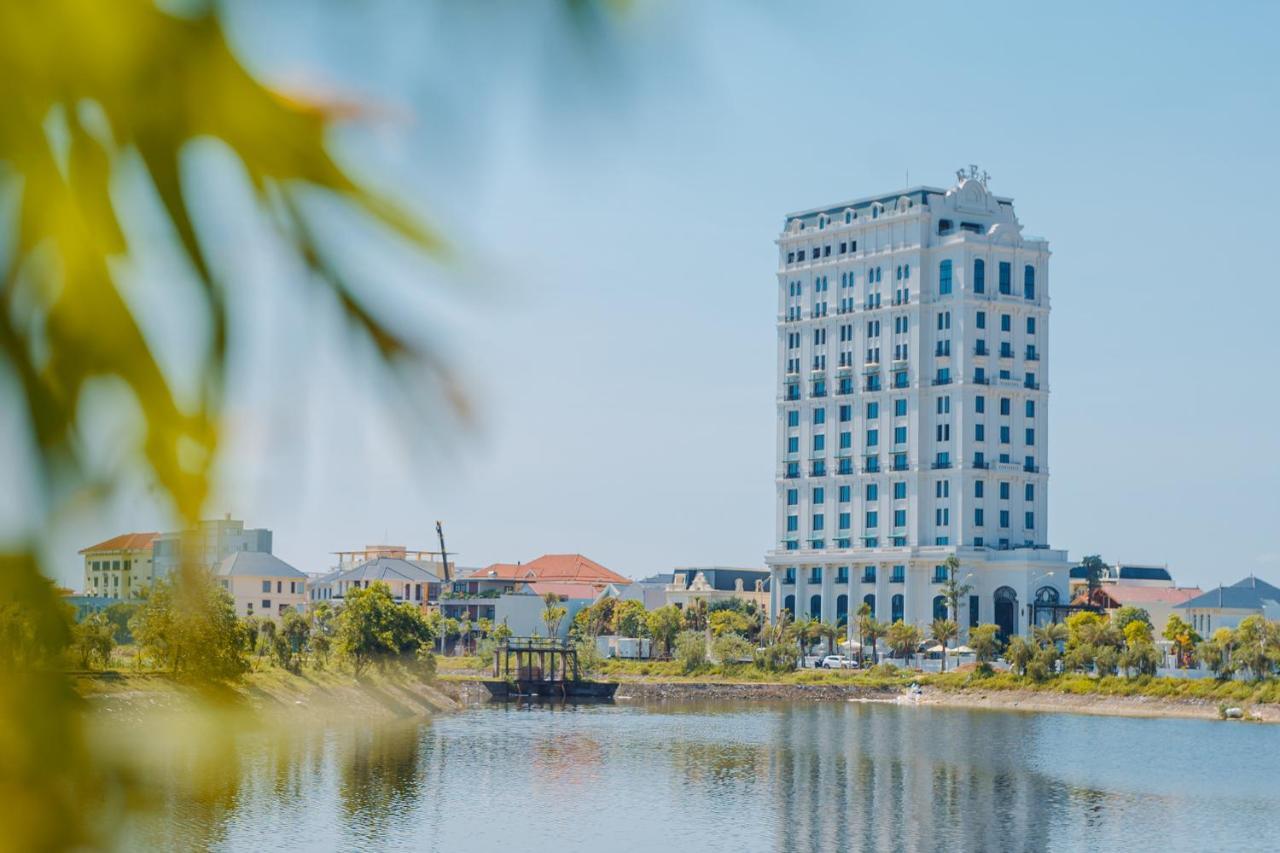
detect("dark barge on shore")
(482, 637), (619, 700)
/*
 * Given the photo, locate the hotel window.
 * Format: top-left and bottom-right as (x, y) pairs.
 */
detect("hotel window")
(839, 431), (851, 449)
(866, 511), (878, 528)
(894, 398), (907, 416)
(1026, 428), (1035, 446)
(999, 261), (1011, 294)
(976, 310), (986, 329)
(969, 595), (980, 627)
(1026, 400), (1035, 418)
(1001, 313), (1011, 332)
(894, 426), (907, 444)
(894, 509), (906, 528)
(866, 429), (879, 447)
(812, 514), (824, 531)
(867, 401), (879, 418)
(787, 436), (799, 453)
(973, 259), (985, 293)
(813, 487), (825, 503)
(787, 489), (798, 506)
(839, 513), (851, 530)
(1025, 483), (1034, 501)
(1023, 265), (1035, 299)
(839, 485), (851, 502)
(1025, 512), (1035, 529)
(787, 516), (799, 532)
(1027, 317), (1036, 335)
(1000, 397), (1011, 416)
(813, 408), (825, 425)
(939, 260), (953, 295)
(262, 599), (271, 610)
(999, 481), (1010, 500)
(1000, 425), (1010, 444)
(1000, 511), (1010, 529)
(891, 566), (905, 583)
(787, 410), (799, 427)
(839, 404), (852, 422)
(893, 481), (907, 500)
(975, 395), (985, 414)
(975, 423), (985, 441)
(866, 483), (878, 501)
(975, 508), (985, 526)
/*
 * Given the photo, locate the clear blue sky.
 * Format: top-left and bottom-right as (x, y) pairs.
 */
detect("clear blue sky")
(51, 1), (1280, 590)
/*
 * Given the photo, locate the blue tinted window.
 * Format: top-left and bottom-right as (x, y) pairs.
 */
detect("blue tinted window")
(939, 260), (953, 295)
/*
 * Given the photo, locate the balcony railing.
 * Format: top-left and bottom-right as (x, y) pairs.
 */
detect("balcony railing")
(972, 459), (989, 469)
(932, 377), (952, 386)
(972, 376), (989, 385)
(1024, 464), (1040, 473)
(1025, 350), (1040, 361)
(974, 344), (989, 356)
(1024, 381), (1040, 390)
(999, 346), (1014, 359)
(931, 460), (952, 470)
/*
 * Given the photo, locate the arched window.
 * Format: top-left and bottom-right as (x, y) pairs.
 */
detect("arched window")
(973, 259), (985, 294)
(993, 586), (1018, 638)
(783, 594), (796, 617)
(1035, 586), (1059, 605)
(809, 594), (822, 620)
(1023, 265), (1035, 299)
(891, 594), (904, 623)
(939, 260), (953, 295)
(863, 594), (876, 618)
(933, 595), (947, 621)
(819, 215), (826, 230)
(845, 211), (852, 224)
(836, 594), (849, 627)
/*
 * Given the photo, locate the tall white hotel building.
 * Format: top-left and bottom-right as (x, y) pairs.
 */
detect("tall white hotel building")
(766, 172), (1070, 640)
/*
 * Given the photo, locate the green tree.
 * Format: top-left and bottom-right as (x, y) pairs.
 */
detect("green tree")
(491, 620), (513, 645)
(675, 630), (707, 673)
(130, 572), (247, 680)
(1232, 616), (1274, 681)
(101, 602), (141, 645)
(885, 621), (922, 666)
(1032, 622), (1067, 650)
(1080, 555), (1109, 602)
(647, 605), (683, 658)
(1062, 643), (1097, 674)
(310, 603), (336, 668)
(278, 610), (310, 671)
(540, 593), (568, 638)
(931, 618), (958, 672)
(612, 600), (648, 639)
(968, 624), (1003, 670)
(1162, 614), (1200, 669)
(1112, 606), (1152, 633)
(1064, 611), (1105, 648)
(71, 613), (115, 670)
(709, 609), (752, 638)
(940, 555), (972, 626)
(334, 583), (436, 676)
(1118, 642), (1160, 678)
(1123, 619), (1153, 648)
(1004, 636), (1034, 676)
(682, 598), (709, 632)
(713, 632), (754, 664)
(1093, 644), (1120, 677)
(815, 619), (843, 656)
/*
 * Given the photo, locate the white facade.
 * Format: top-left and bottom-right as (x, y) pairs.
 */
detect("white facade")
(766, 173), (1069, 638)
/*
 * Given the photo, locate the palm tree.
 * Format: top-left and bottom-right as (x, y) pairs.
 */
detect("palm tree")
(1032, 622), (1066, 650)
(886, 621), (923, 667)
(859, 614), (887, 665)
(817, 620), (842, 656)
(940, 555), (973, 630)
(1080, 555), (1109, 606)
(931, 618), (958, 672)
(854, 602), (872, 665)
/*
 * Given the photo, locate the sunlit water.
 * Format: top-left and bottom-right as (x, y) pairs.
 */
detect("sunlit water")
(119, 700), (1279, 852)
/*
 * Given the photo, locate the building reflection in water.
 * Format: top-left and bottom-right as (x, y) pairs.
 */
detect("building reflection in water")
(767, 704), (1058, 853)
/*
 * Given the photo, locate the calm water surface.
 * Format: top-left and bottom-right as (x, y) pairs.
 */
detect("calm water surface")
(123, 700), (1279, 852)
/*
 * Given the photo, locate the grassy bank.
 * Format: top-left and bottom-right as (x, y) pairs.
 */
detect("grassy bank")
(74, 665), (460, 724)
(440, 653), (1280, 714)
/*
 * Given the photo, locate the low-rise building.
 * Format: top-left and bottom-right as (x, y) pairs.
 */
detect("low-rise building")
(309, 556), (445, 611)
(618, 574), (673, 610)
(1175, 576), (1280, 636)
(1073, 584), (1203, 634)
(79, 532), (159, 600)
(1068, 562), (1175, 594)
(664, 567), (771, 617)
(216, 552), (308, 619)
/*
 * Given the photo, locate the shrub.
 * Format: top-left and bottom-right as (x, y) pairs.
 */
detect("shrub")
(674, 630), (707, 673)
(753, 643), (799, 673)
(712, 632), (754, 664)
(1093, 645), (1119, 677)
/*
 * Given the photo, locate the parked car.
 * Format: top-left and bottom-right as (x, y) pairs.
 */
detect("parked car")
(821, 655), (858, 669)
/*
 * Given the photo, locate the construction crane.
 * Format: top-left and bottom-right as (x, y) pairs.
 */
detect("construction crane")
(435, 520), (452, 583)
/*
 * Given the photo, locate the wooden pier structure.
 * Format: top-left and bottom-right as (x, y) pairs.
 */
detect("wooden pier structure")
(483, 637), (618, 700)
